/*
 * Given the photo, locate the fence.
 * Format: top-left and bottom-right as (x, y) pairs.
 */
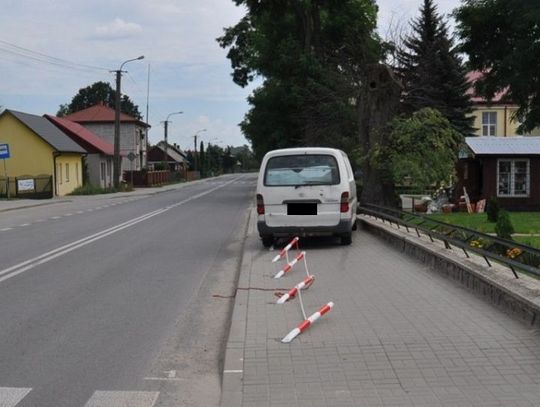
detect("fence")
(123, 170), (171, 187)
(359, 203), (540, 279)
(0, 175), (53, 199)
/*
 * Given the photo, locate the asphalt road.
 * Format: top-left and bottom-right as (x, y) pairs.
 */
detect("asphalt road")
(0, 174), (256, 407)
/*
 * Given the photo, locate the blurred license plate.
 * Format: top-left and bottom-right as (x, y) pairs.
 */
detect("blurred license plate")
(287, 203), (317, 215)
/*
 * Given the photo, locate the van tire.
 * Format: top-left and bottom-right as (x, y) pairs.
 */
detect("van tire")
(352, 219), (358, 231)
(261, 235), (274, 248)
(340, 233), (352, 245)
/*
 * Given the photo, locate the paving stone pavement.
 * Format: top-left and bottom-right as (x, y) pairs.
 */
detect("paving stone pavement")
(227, 213), (540, 407)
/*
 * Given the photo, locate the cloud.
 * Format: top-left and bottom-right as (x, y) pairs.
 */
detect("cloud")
(93, 18), (143, 40)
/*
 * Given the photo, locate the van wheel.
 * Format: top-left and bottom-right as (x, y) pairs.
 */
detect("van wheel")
(261, 235), (274, 248)
(340, 233), (352, 245)
(352, 219), (358, 231)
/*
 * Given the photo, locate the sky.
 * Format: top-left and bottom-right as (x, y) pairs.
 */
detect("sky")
(0, 0), (461, 151)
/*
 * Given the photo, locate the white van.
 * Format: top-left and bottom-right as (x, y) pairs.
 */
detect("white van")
(256, 147), (357, 247)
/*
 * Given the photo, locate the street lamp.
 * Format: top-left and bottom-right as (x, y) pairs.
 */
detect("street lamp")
(162, 111), (183, 170)
(112, 55), (144, 189)
(193, 128), (206, 172)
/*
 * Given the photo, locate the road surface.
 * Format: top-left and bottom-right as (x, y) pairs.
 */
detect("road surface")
(0, 174), (256, 407)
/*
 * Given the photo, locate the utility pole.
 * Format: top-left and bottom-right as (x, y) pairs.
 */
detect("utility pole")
(162, 111), (183, 171)
(164, 120), (168, 167)
(193, 134), (198, 172)
(112, 56), (144, 189)
(113, 69), (122, 189)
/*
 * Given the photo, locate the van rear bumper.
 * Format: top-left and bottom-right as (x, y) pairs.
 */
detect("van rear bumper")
(257, 219), (352, 237)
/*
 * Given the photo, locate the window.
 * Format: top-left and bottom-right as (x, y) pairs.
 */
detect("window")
(264, 154), (340, 186)
(497, 159), (529, 197)
(101, 162), (106, 181)
(58, 164), (62, 184)
(76, 163), (79, 185)
(482, 112), (497, 136)
(65, 163), (69, 182)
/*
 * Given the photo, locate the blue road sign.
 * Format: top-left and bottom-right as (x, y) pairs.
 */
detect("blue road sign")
(0, 144), (9, 159)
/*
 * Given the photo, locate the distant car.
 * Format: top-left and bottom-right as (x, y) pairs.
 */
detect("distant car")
(256, 147), (357, 247)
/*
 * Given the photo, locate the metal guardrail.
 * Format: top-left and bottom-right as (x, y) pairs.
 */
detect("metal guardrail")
(359, 203), (540, 279)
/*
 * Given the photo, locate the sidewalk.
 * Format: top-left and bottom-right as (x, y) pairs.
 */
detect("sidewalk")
(0, 178), (208, 213)
(221, 210), (540, 407)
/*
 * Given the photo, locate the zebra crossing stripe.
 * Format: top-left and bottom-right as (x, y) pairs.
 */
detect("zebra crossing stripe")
(0, 387), (32, 407)
(83, 391), (159, 407)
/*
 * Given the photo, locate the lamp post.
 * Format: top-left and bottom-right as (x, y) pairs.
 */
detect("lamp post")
(193, 128), (206, 172)
(162, 111), (183, 171)
(112, 55), (144, 189)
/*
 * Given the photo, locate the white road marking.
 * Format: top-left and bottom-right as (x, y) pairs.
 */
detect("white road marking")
(143, 377), (184, 382)
(87, 209), (93, 212)
(18, 224), (30, 227)
(166, 370), (176, 378)
(0, 177), (241, 285)
(83, 391), (159, 407)
(1, 228), (13, 232)
(224, 370), (243, 373)
(0, 387), (32, 406)
(64, 213), (73, 216)
(76, 211), (84, 214)
(50, 216), (61, 219)
(36, 219), (46, 222)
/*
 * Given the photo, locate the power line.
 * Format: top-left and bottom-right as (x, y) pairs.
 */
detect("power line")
(0, 39), (110, 72)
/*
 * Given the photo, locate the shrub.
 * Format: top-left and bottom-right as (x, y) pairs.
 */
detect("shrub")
(486, 196), (499, 222)
(495, 209), (514, 239)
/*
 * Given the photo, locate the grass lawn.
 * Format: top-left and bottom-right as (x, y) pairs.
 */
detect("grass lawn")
(514, 236), (540, 250)
(428, 212), (540, 235)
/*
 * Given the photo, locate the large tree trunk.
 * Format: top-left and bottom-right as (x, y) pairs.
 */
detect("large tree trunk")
(358, 64), (402, 206)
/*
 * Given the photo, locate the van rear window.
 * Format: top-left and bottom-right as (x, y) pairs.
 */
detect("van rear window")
(264, 154), (340, 186)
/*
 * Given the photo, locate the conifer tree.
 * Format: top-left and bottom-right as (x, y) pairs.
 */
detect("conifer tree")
(397, 0), (473, 136)
(199, 141), (205, 178)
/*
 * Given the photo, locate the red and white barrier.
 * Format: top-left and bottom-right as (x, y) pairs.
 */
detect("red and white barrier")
(281, 302), (334, 343)
(276, 275), (315, 304)
(271, 237), (299, 263)
(274, 251), (305, 279)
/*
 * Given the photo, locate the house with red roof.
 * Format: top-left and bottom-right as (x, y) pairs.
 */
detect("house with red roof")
(63, 102), (150, 177)
(466, 71), (540, 137)
(45, 115), (115, 189)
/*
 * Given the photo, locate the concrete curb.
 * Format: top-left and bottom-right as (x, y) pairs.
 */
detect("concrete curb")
(359, 215), (540, 328)
(0, 177), (214, 213)
(220, 208), (255, 407)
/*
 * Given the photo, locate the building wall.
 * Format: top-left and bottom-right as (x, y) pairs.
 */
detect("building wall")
(455, 159), (483, 202)
(55, 154), (83, 196)
(0, 113), (55, 177)
(470, 105), (540, 137)
(86, 154), (113, 188)
(81, 122), (147, 171)
(481, 156), (540, 210)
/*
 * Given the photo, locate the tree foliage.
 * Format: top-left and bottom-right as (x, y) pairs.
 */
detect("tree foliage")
(218, 0), (381, 159)
(454, 0), (540, 133)
(397, 0), (473, 136)
(368, 108), (461, 192)
(57, 81), (142, 119)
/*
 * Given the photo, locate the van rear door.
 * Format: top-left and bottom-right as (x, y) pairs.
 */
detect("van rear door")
(262, 154), (341, 228)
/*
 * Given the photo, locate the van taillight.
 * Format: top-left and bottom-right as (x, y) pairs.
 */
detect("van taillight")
(340, 192), (349, 213)
(256, 194), (265, 215)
